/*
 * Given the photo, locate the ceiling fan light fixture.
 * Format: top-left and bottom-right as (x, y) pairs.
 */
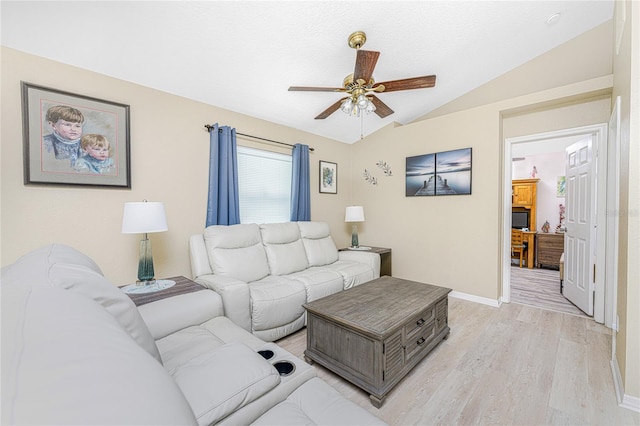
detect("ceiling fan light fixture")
(341, 94), (376, 117)
(340, 98), (354, 114)
(356, 94), (369, 109)
(365, 99), (376, 114)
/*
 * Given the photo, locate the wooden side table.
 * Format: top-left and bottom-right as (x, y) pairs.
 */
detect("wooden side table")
(339, 246), (392, 276)
(122, 276), (205, 307)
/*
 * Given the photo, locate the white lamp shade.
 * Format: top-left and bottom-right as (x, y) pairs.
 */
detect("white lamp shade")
(345, 206), (365, 222)
(122, 202), (168, 234)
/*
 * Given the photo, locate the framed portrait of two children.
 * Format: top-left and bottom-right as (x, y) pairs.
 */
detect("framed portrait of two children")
(21, 82), (131, 188)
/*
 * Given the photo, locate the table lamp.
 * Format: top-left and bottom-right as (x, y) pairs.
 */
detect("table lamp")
(121, 200), (169, 285)
(345, 206), (369, 250)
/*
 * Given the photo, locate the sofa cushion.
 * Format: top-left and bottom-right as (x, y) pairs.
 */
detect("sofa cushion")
(288, 268), (344, 302)
(251, 377), (387, 425)
(156, 316), (266, 374)
(204, 224), (270, 283)
(171, 342), (281, 426)
(1, 284), (197, 425)
(297, 222), (339, 266)
(248, 276), (306, 332)
(320, 260), (376, 289)
(260, 223), (309, 275)
(1, 244), (161, 363)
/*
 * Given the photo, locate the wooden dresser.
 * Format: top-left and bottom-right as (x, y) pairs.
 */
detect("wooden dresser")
(536, 233), (565, 269)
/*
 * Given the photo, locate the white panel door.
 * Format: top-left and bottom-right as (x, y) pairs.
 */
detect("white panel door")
(564, 137), (595, 315)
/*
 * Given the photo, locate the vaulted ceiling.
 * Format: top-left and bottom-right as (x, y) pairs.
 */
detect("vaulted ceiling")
(1, 1), (614, 143)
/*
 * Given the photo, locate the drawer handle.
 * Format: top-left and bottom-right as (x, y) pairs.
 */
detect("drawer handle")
(417, 337), (426, 346)
(416, 318), (425, 327)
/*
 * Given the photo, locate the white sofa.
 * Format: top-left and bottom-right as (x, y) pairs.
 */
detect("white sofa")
(190, 221), (380, 341)
(1, 244), (386, 426)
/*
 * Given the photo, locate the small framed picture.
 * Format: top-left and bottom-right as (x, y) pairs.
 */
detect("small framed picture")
(319, 160), (337, 194)
(21, 82), (131, 188)
(557, 176), (566, 196)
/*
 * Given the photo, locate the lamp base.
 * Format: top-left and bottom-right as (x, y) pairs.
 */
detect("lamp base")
(121, 279), (176, 294)
(348, 246), (371, 251)
(137, 237), (155, 282)
(351, 224), (359, 248)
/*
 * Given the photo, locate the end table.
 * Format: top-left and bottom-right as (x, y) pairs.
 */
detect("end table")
(339, 246), (392, 276)
(122, 276), (204, 307)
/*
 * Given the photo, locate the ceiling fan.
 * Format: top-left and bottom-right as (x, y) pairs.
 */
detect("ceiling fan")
(288, 31), (436, 120)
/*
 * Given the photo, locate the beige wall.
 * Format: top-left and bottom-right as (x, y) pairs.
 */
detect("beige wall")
(349, 78), (612, 301)
(0, 47), (353, 285)
(612, 0), (640, 401)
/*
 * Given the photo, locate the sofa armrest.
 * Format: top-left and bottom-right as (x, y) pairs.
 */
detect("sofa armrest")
(338, 251), (381, 278)
(194, 274), (252, 332)
(189, 234), (213, 278)
(137, 290), (224, 340)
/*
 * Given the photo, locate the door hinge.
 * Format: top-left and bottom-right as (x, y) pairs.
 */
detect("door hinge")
(593, 264), (596, 283)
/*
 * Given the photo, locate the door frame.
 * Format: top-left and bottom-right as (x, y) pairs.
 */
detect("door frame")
(606, 97), (621, 337)
(502, 123), (610, 324)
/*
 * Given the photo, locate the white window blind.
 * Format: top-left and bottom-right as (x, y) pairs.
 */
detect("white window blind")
(237, 146), (292, 224)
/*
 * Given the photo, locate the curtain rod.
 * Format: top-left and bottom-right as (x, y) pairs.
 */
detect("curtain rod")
(204, 125), (314, 152)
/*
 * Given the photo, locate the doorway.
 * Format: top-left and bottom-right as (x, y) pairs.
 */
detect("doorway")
(502, 124), (611, 325)
(510, 265), (589, 317)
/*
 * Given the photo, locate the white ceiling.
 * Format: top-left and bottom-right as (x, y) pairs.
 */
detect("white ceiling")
(1, 1), (614, 144)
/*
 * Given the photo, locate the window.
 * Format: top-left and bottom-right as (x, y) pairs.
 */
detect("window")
(237, 146), (291, 224)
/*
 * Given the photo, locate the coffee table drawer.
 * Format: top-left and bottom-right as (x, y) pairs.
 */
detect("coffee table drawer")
(405, 306), (436, 342)
(405, 318), (436, 361)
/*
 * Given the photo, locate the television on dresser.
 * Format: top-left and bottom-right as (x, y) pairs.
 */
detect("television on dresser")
(512, 211), (529, 229)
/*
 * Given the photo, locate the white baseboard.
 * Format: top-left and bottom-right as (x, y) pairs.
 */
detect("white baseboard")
(612, 358), (624, 403)
(449, 291), (501, 308)
(622, 394), (640, 413)
(611, 358), (640, 413)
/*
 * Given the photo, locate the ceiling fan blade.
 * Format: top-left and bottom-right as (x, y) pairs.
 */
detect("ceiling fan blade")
(288, 86), (345, 92)
(374, 75), (436, 92)
(370, 95), (394, 118)
(315, 97), (348, 119)
(354, 50), (380, 83)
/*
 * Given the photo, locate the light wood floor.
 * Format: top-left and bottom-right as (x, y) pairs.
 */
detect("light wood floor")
(277, 297), (639, 425)
(510, 265), (589, 318)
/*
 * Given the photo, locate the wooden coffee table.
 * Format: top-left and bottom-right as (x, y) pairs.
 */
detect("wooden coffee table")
(303, 276), (451, 408)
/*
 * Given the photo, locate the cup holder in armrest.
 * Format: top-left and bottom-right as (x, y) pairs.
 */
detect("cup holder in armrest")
(273, 360), (296, 377)
(257, 350), (275, 360)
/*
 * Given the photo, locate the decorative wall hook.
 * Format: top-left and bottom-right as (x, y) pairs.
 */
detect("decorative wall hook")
(363, 169), (378, 186)
(376, 160), (393, 176)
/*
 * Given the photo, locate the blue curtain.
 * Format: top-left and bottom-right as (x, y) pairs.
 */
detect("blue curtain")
(290, 143), (310, 221)
(206, 124), (240, 226)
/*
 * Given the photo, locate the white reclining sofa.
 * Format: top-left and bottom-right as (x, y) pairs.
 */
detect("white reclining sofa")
(1, 244), (386, 425)
(190, 221), (380, 341)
